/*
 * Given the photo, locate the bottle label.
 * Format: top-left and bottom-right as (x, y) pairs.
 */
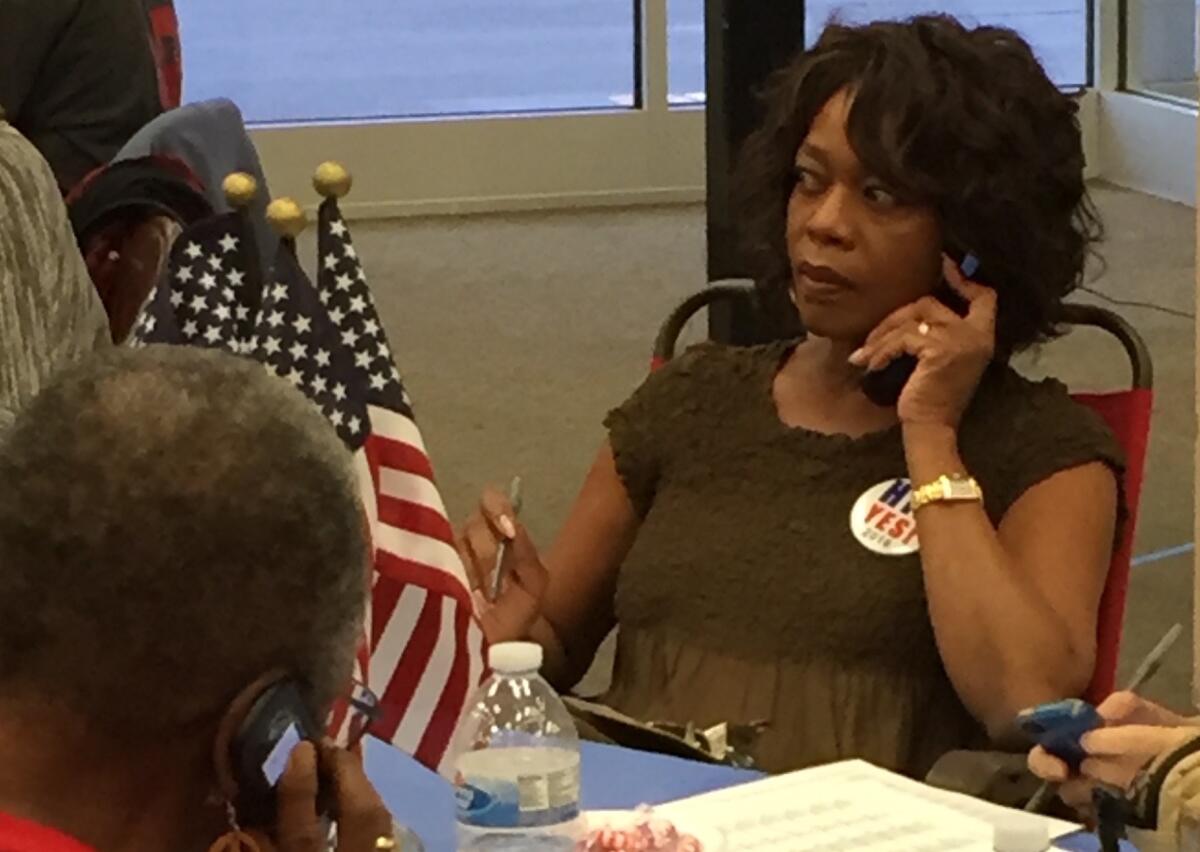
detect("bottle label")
(455, 763), (580, 828)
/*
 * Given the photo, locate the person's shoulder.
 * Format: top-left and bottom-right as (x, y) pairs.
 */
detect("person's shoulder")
(614, 340), (788, 429)
(0, 122), (46, 168)
(963, 363), (1125, 517)
(973, 363), (1124, 463)
(0, 122), (59, 204)
(655, 339), (791, 385)
(972, 363), (1100, 430)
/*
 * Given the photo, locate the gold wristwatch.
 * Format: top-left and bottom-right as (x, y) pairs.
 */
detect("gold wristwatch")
(911, 473), (983, 511)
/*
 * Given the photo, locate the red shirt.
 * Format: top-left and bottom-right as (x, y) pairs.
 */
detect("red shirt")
(0, 812), (94, 852)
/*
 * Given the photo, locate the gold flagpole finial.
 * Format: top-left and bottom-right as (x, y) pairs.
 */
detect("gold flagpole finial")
(266, 198), (307, 239)
(222, 173), (258, 209)
(313, 161), (353, 199)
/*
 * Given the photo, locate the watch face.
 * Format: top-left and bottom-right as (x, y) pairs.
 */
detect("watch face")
(946, 481), (974, 499)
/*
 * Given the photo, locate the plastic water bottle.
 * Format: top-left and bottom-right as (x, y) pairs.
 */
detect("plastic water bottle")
(453, 641), (582, 851)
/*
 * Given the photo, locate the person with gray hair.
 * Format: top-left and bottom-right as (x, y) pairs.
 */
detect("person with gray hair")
(0, 119), (110, 436)
(0, 346), (395, 852)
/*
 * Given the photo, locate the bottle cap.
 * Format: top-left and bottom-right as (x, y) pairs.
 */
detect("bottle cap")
(489, 641), (543, 674)
(993, 814), (1049, 852)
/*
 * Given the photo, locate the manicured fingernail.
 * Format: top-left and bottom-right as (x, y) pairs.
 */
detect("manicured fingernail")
(498, 516), (516, 539)
(848, 348), (867, 366)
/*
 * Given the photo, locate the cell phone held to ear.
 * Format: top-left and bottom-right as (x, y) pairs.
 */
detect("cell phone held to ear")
(230, 678), (328, 828)
(859, 252), (978, 408)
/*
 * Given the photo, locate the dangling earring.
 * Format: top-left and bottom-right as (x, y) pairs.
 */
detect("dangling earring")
(207, 801), (262, 852)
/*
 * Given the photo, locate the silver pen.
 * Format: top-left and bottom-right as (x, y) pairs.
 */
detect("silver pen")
(489, 476), (523, 602)
(1025, 622), (1185, 813)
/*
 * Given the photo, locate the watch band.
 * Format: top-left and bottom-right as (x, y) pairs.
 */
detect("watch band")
(911, 473), (983, 511)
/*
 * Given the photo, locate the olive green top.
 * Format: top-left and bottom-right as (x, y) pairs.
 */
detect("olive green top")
(600, 341), (1123, 777)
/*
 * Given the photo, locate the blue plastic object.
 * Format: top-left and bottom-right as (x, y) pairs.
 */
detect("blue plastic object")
(1017, 698), (1104, 771)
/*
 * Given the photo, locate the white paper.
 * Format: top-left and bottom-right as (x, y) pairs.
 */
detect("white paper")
(857, 762), (1078, 838)
(656, 760), (1078, 851)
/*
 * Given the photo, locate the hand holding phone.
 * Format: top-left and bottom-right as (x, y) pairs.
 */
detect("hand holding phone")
(860, 279), (970, 407)
(230, 679), (326, 828)
(264, 741), (396, 852)
(1017, 698), (1105, 772)
(855, 251), (996, 427)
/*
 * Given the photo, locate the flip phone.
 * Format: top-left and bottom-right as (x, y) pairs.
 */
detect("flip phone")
(229, 678), (327, 827)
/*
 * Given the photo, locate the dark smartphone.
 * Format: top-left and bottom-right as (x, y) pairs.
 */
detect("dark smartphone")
(1016, 698), (1104, 772)
(230, 678), (327, 827)
(859, 252), (977, 407)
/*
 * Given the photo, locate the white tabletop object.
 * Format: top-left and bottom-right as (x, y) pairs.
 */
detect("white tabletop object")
(993, 813), (1050, 852)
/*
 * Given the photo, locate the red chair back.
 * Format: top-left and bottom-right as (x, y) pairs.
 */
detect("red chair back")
(1073, 388), (1153, 702)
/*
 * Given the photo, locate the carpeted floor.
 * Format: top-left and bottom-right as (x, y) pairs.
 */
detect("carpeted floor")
(320, 181), (1196, 707)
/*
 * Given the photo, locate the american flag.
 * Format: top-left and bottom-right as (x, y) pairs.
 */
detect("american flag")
(131, 210), (258, 351)
(312, 196), (484, 769)
(131, 192), (485, 772)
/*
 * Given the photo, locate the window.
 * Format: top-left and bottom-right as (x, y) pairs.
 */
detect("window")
(178, 0), (638, 123)
(668, 0), (705, 106)
(805, 2), (1092, 89)
(664, 1), (1092, 112)
(1123, 0), (1198, 103)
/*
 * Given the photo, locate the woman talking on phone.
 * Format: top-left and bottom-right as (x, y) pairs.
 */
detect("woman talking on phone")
(460, 15), (1123, 778)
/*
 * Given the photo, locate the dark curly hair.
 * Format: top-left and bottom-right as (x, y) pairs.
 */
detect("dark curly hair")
(735, 14), (1102, 355)
(0, 346), (368, 740)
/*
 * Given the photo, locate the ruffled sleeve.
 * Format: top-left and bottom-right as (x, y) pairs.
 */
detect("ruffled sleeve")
(603, 343), (731, 519)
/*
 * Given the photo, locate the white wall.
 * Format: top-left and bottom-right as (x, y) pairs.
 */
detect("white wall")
(1099, 93), (1198, 207)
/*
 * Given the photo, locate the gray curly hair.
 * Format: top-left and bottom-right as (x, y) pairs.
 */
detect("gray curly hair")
(0, 346), (369, 739)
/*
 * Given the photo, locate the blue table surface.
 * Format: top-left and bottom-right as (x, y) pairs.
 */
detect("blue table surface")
(1055, 837), (1140, 851)
(366, 741), (760, 852)
(367, 742), (1126, 852)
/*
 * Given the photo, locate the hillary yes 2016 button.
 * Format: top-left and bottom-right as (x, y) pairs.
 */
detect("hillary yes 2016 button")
(850, 478), (920, 556)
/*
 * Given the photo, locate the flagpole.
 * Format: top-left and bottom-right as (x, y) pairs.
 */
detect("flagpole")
(314, 161), (353, 201)
(222, 172), (265, 337)
(266, 197), (308, 255)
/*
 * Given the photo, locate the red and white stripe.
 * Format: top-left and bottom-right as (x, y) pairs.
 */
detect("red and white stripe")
(356, 403), (486, 773)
